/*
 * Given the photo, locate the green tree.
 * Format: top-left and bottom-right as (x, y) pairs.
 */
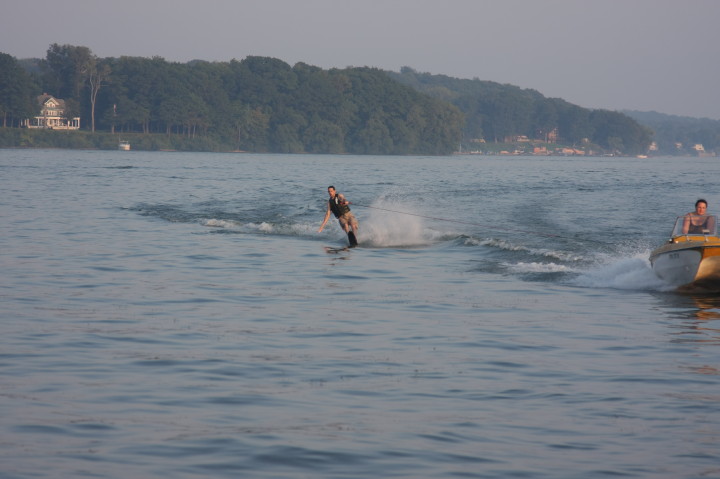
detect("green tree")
(0, 53), (38, 127)
(62, 98), (81, 124)
(182, 93), (210, 138)
(590, 109), (652, 155)
(157, 96), (188, 135)
(42, 44), (94, 103)
(304, 118), (345, 153)
(532, 99), (558, 142)
(353, 112), (393, 154)
(233, 107), (270, 151)
(556, 101), (593, 145)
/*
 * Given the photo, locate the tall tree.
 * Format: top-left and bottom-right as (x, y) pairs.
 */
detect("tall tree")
(87, 58), (111, 132)
(42, 44), (94, 101)
(0, 53), (38, 127)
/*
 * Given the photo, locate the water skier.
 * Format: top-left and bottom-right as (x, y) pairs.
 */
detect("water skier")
(318, 185), (359, 247)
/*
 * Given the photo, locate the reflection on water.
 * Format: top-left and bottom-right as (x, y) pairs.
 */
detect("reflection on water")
(685, 364), (720, 375)
(690, 295), (720, 320)
(655, 293), (720, 345)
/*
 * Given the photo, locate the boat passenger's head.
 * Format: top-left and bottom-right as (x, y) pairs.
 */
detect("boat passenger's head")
(695, 199), (708, 215)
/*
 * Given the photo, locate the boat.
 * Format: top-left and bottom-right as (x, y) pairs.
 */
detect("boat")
(650, 214), (720, 291)
(118, 140), (130, 151)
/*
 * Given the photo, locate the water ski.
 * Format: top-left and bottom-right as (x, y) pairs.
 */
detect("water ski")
(347, 231), (358, 247)
(324, 246), (350, 254)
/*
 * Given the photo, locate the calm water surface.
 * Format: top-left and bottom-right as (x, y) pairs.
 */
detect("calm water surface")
(1, 149), (719, 478)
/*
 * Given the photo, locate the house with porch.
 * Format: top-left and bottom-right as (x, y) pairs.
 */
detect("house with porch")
(23, 94), (80, 130)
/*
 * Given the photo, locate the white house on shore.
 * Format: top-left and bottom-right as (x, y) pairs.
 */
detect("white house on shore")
(22, 94), (80, 130)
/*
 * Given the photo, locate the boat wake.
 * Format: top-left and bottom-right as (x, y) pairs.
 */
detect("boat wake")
(469, 234), (672, 291)
(131, 201), (674, 291)
(202, 218), (316, 237)
(464, 236), (585, 262)
(354, 199), (453, 247)
(131, 199), (453, 248)
(570, 250), (672, 291)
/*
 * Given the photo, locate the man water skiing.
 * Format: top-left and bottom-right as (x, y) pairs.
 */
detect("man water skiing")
(318, 185), (359, 247)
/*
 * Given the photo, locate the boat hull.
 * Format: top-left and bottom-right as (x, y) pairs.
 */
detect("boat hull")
(650, 241), (720, 290)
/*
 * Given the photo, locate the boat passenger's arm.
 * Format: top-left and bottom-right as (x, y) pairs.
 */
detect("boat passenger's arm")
(706, 216), (716, 235)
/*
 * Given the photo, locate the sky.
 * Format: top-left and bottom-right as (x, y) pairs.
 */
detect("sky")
(2, 0), (718, 119)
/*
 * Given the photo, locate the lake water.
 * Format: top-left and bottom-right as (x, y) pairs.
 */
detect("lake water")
(1, 149), (719, 478)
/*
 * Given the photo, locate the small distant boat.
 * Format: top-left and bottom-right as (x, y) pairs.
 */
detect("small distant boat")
(650, 215), (720, 290)
(118, 140), (131, 151)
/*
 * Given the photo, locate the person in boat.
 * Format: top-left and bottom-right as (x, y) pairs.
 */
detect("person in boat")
(682, 199), (715, 234)
(318, 185), (359, 246)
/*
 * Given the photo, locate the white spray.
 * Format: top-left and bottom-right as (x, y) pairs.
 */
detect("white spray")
(355, 199), (438, 248)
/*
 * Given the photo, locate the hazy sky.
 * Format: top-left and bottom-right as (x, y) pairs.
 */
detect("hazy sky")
(2, 0), (718, 119)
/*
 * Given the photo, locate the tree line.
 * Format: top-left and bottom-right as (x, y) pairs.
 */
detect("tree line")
(389, 68), (655, 155)
(623, 110), (720, 155)
(1, 45), (462, 154)
(4, 44), (711, 156)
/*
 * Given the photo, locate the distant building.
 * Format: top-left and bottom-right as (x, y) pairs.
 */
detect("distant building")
(504, 135), (530, 143)
(556, 147), (585, 156)
(692, 143), (713, 157)
(547, 128), (559, 143)
(23, 94), (80, 130)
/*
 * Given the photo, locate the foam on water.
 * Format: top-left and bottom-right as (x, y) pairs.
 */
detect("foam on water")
(505, 261), (577, 274)
(203, 218), (240, 229)
(468, 236), (585, 262)
(571, 249), (672, 291)
(475, 234), (673, 291)
(501, 251), (670, 291)
(352, 199), (448, 247)
(202, 218), (319, 237)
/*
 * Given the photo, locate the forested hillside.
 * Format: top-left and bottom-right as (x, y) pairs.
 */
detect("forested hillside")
(1, 46), (463, 154)
(100, 56), (463, 154)
(623, 110), (720, 155)
(1, 44), (692, 156)
(388, 68), (653, 156)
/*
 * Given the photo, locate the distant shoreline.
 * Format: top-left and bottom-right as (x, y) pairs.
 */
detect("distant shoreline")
(1, 127), (714, 158)
(2, 144), (713, 158)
